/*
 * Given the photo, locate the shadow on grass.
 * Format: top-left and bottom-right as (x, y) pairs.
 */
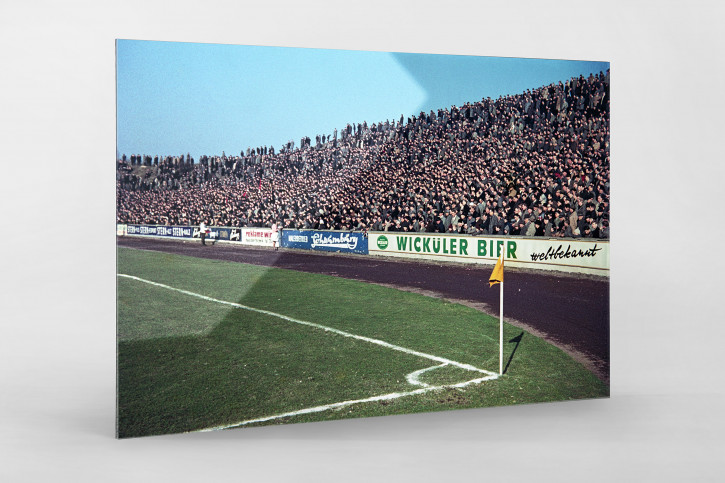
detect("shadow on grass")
(503, 332), (524, 375)
(117, 267), (431, 438)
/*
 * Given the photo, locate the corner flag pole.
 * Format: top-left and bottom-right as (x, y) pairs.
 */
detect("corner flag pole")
(488, 249), (505, 376)
(499, 263), (503, 375)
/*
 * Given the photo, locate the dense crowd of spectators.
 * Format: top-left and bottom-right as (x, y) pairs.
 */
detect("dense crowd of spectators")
(117, 70), (609, 239)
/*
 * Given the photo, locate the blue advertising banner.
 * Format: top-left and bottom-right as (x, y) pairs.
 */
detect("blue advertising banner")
(205, 227), (242, 242)
(281, 230), (368, 254)
(127, 224), (194, 239)
(125, 225), (243, 243)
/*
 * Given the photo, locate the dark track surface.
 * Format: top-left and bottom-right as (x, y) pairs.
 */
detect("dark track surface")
(118, 236), (610, 383)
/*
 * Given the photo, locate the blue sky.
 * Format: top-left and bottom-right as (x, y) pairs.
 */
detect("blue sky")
(116, 40), (608, 160)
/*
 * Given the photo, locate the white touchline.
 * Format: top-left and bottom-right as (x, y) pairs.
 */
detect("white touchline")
(118, 273), (499, 431)
(118, 273), (496, 374)
(197, 372), (499, 432)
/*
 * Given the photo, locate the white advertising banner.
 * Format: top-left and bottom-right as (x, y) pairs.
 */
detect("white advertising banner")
(241, 227), (274, 247)
(368, 232), (609, 276)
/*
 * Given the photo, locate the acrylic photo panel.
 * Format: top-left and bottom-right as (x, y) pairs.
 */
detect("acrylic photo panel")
(116, 40), (609, 438)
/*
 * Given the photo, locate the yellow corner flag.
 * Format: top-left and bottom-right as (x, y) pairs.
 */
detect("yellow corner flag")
(489, 254), (504, 287)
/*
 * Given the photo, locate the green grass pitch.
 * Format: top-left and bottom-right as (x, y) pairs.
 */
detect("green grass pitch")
(116, 246), (608, 438)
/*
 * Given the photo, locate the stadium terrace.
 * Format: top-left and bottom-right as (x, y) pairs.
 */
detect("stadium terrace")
(117, 70), (609, 240)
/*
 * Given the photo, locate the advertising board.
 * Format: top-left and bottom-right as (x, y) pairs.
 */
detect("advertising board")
(241, 227), (274, 247)
(126, 224), (195, 239)
(368, 232), (608, 275)
(281, 230), (368, 254)
(124, 224), (243, 243)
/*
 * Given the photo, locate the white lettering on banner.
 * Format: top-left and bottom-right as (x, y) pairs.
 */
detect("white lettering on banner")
(311, 233), (358, 250)
(124, 225), (236, 242)
(289, 235), (309, 243)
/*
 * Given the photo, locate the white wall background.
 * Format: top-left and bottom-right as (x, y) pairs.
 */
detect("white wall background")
(1, 1), (723, 481)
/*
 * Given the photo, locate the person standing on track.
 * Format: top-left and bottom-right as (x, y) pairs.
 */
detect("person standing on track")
(271, 220), (280, 251)
(199, 220), (208, 246)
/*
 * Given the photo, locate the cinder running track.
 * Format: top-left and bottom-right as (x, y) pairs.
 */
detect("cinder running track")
(118, 237), (610, 383)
